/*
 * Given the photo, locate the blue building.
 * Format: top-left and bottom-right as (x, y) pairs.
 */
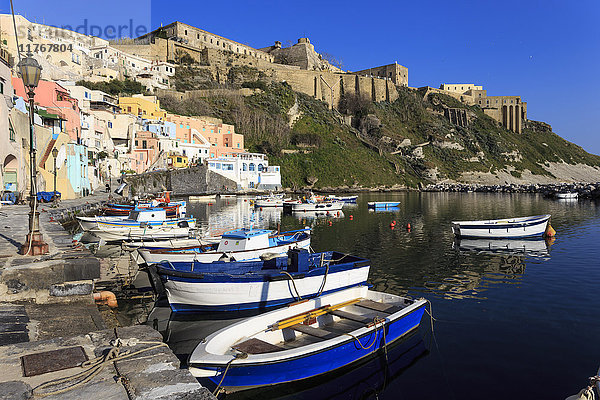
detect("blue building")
(66, 143), (90, 196)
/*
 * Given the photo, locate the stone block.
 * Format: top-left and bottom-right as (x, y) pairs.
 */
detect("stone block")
(0, 381), (32, 400)
(49, 281), (93, 297)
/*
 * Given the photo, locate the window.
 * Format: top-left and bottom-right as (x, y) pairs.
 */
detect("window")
(135, 140), (138, 147)
(142, 140), (147, 149)
(242, 163), (247, 171)
(209, 163), (215, 167)
(258, 164), (264, 172)
(184, 29), (188, 35)
(223, 164), (233, 171)
(180, 124), (183, 128)
(237, 143), (240, 148)
(249, 163), (255, 171)
(108, 122), (112, 128)
(216, 163), (221, 169)
(186, 125), (189, 129)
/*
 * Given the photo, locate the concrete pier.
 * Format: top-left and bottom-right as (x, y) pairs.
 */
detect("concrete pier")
(0, 192), (216, 399)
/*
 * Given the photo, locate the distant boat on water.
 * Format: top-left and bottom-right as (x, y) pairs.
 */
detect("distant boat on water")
(367, 201), (401, 209)
(555, 192), (578, 199)
(451, 214), (551, 238)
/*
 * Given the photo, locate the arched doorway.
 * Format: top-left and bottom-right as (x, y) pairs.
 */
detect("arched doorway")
(3, 154), (18, 191)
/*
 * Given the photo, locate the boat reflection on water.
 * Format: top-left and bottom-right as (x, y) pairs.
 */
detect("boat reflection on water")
(292, 210), (345, 220)
(453, 237), (553, 258)
(368, 206), (401, 213)
(148, 302), (429, 400)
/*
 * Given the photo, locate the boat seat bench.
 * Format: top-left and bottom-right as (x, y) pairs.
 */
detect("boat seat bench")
(289, 324), (338, 340)
(232, 338), (284, 354)
(355, 299), (401, 314)
(330, 310), (374, 324)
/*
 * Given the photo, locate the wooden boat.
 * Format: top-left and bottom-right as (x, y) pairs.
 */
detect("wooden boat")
(150, 250), (370, 312)
(555, 192), (578, 199)
(78, 207), (194, 231)
(284, 200), (344, 213)
(326, 195), (358, 203)
(138, 228), (311, 264)
(122, 236), (220, 251)
(189, 195), (217, 201)
(187, 285), (427, 390)
(88, 225), (191, 242)
(367, 201), (401, 209)
(94, 208), (195, 230)
(451, 214), (551, 238)
(255, 195), (285, 208)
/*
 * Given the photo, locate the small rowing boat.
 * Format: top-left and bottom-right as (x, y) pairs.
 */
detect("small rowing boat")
(451, 214), (551, 238)
(187, 285), (427, 390)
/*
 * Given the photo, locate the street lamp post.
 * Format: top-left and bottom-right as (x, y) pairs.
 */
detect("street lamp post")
(52, 148), (58, 201)
(18, 54), (48, 255)
(108, 164), (112, 189)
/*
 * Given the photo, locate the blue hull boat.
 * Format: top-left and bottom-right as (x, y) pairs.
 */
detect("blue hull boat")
(188, 286), (427, 390)
(367, 201), (401, 209)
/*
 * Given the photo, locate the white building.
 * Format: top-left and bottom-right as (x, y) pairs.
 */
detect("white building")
(207, 153), (281, 191)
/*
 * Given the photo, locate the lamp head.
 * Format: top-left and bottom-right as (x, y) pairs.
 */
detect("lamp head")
(52, 148), (58, 158)
(18, 55), (42, 90)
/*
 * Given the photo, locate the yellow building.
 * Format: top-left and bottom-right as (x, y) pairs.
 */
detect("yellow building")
(118, 94), (167, 119)
(167, 154), (189, 169)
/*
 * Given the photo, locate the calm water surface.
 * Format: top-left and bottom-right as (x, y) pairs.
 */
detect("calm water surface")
(149, 192), (600, 399)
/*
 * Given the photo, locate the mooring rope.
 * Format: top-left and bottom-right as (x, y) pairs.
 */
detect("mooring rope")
(280, 271), (303, 301)
(32, 337), (169, 398)
(212, 352), (248, 396)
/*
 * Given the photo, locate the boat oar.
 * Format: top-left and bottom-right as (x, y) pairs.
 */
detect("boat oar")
(269, 298), (361, 331)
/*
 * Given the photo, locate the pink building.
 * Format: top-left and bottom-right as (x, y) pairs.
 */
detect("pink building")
(165, 114), (244, 158)
(132, 130), (159, 174)
(12, 78), (81, 142)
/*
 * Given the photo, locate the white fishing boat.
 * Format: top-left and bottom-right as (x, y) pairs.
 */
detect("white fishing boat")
(150, 250), (370, 312)
(284, 200), (344, 213)
(326, 195), (358, 203)
(122, 236), (221, 251)
(187, 285), (427, 390)
(189, 195), (217, 201)
(78, 207), (195, 231)
(451, 214), (551, 238)
(555, 192), (578, 199)
(138, 228), (311, 265)
(254, 195), (285, 208)
(88, 225), (191, 242)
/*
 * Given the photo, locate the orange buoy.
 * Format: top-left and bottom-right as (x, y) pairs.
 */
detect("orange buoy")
(260, 207), (263, 211)
(349, 215), (353, 220)
(93, 291), (118, 308)
(544, 223), (556, 238)
(208, 203), (213, 206)
(328, 221), (333, 226)
(391, 226), (395, 230)
(407, 222), (411, 230)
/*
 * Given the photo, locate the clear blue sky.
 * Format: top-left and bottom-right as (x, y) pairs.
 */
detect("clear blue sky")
(5, 0), (600, 155)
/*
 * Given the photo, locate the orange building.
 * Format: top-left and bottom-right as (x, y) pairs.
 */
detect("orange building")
(165, 114), (244, 158)
(132, 130), (159, 174)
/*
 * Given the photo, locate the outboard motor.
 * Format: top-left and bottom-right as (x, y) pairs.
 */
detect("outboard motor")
(288, 248), (309, 273)
(177, 221), (189, 228)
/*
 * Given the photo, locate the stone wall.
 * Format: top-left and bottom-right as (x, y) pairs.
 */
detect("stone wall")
(125, 165), (237, 196)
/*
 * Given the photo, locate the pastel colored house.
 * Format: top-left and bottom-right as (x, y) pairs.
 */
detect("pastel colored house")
(207, 153), (281, 191)
(132, 130), (159, 174)
(119, 95), (166, 120)
(12, 78), (82, 142)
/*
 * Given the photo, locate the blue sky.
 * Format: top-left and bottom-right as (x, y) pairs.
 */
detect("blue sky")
(4, 0), (599, 155)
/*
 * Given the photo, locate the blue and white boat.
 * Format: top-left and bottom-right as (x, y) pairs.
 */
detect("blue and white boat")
(149, 250), (370, 312)
(187, 285), (427, 390)
(326, 195), (358, 203)
(367, 201), (401, 209)
(451, 214), (551, 238)
(138, 228), (310, 265)
(90, 208), (195, 230)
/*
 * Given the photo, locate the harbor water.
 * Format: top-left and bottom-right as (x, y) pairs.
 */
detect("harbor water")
(119, 192), (599, 399)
